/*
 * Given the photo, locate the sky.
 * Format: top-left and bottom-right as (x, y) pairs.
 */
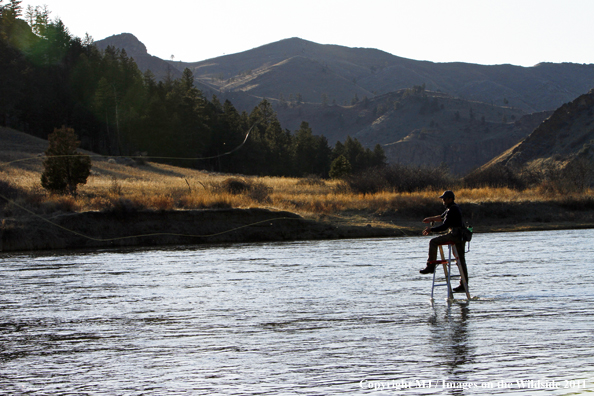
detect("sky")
(15, 0), (594, 67)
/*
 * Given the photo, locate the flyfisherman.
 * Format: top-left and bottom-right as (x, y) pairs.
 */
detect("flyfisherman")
(419, 190), (469, 293)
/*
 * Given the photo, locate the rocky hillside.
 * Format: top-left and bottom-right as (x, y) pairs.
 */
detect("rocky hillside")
(474, 89), (594, 176)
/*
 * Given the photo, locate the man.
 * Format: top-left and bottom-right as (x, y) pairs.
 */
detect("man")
(419, 190), (468, 293)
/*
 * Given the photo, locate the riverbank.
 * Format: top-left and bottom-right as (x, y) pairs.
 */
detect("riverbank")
(0, 208), (405, 252)
(2, 127), (593, 252)
(2, 203), (593, 252)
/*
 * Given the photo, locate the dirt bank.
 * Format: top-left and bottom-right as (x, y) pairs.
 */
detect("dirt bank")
(2, 203), (593, 252)
(0, 208), (405, 252)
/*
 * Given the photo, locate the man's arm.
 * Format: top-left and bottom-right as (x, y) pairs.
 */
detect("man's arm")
(422, 215), (442, 224)
(422, 215), (442, 235)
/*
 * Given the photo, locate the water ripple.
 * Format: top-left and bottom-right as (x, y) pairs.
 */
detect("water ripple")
(0, 230), (593, 394)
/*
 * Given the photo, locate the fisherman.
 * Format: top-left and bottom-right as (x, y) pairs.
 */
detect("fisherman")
(419, 190), (468, 293)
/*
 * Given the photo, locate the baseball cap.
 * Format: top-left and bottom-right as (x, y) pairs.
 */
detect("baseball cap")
(439, 190), (455, 199)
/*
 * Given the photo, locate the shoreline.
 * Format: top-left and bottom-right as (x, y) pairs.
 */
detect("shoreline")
(2, 208), (593, 253)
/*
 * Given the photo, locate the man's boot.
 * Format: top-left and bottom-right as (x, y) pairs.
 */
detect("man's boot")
(419, 262), (436, 274)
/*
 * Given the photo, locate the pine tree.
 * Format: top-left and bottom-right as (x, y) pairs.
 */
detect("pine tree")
(329, 155), (351, 179)
(41, 126), (91, 195)
(293, 121), (316, 176)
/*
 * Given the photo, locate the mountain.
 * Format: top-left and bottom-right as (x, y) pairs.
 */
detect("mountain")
(174, 37), (594, 113)
(474, 89), (594, 174)
(95, 33), (183, 81)
(93, 35), (594, 174)
(269, 87), (550, 174)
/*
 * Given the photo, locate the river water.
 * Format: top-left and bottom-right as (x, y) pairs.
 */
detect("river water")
(0, 229), (593, 395)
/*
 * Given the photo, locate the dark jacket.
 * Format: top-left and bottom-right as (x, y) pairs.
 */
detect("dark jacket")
(431, 202), (464, 233)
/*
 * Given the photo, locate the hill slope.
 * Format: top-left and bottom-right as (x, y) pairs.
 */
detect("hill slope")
(175, 37), (594, 113)
(473, 89), (594, 176)
(95, 33), (182, 81)
(272, 88), (549, 174)
(94, 35), (593, 174)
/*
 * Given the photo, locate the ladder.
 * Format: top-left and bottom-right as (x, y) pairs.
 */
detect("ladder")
(430, 242), (471, 302)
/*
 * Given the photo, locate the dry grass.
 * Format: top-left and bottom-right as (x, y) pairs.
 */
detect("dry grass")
(3, 157), (592, 217)
(1, 127), (593, 229)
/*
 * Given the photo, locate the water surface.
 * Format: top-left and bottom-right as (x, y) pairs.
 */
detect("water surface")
(1, 229), (593, 394)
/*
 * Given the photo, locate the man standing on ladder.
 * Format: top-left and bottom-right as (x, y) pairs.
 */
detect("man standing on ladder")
(419, 190), (469, 293)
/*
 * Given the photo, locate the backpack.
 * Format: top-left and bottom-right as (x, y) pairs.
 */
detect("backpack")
(462, 225), (473, 242)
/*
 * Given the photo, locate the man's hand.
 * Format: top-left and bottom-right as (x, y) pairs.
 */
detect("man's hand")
(422, 227), (432, 236)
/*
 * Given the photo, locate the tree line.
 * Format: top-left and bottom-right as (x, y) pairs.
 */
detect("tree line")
(0, 1), (385, 178)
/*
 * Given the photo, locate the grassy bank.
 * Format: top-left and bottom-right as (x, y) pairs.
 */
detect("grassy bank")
(3, 157), (594, 232)
(1, 127), (594, 251)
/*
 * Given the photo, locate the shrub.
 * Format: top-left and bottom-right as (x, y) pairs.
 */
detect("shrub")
(102, 197), (141, 214)
(296, 175), (326, 186)
(464, 165), (539, 190)
(40, 195), (79, 213)
(536, 161), (593, 195)
(347, 164), (456, 194)
(210, 177), (272, 203)
(220, 178), (250, 194)
(247, 181), (273, 203)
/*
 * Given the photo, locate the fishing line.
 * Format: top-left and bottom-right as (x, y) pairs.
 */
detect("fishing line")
(0, 192), (300, 242)
(0, 124), (305, 244)
(0, 125), (254, 168)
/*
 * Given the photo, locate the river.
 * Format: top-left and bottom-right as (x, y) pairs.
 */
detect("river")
(1, 229), (593, 395)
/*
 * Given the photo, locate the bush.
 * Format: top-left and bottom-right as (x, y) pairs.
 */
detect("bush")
(40, 195), (79, 213)
(247, 181), (273, 203)
(296, 175), (326, 186)
(536, 160), (593, 194)
(210, 177), (272, 203)
(464, 165), (539, 190)
(347, 164), (456, 194)
(220, 178), (250, 194)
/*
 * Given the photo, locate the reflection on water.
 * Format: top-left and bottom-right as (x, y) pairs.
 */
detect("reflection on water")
(1, 229), (593, 395)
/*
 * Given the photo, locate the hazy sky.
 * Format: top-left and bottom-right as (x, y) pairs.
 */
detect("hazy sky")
(16, 0), (594, 67)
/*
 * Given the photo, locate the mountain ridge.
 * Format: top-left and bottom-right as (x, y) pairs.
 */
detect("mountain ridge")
(169, 36), (594, 112)
(93, 34), (594, 175)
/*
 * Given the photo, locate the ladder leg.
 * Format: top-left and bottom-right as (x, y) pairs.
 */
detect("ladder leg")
(451, 245), (471, 299)
(439, 245), (453, 299)
(431, 268), (436, 300)
(431, 245), (447, 301)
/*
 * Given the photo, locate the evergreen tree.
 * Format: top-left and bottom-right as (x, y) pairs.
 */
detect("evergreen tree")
(41, 126), (91, 195)
(372, 144), (387, 167)
(329, 155), (351, 179)
(312, 135), (332, 177)
(293, 121), (317, 176)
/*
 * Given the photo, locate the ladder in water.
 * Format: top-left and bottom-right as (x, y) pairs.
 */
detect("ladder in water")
(430, 242), (471, 301)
